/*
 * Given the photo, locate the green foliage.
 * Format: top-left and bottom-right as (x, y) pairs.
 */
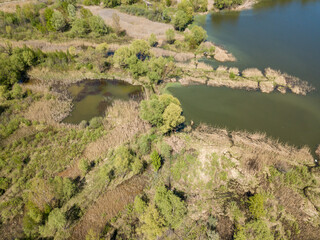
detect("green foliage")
(89, 117), (103, 129)
(70, 18), (90, 37)
(140, 94), (184, 133)
(185, 25), (208, 49)
(51, 11), (66, 31)
(138, 204), (167, 240)
(40, 208), (67, 237)
(113, 46), (132, 67)
(134, 195), (147, 214)
(151, 150), (161, 171)
(67, 4), (76, 21)
(154, 185), (187, 229)
(234, 220), (274, 240)
(11, 83), (24, 99)
(147, 57), (171, 84)
(137, 134), (153, 155)
(111, 146), (134, 174)
(148, 33), (158, 47)
(247, 193), (266, 219)
(118, 4), (166, 23)
(88, 15), (109, 36)
(79, 158), (90, 174)
(103, 0), (121, 8)
(166, 29), (175, 44)
(161, 102), (185, 133)
(132, 157), (144, 174)
(173, 10), (192, 31)
(51, 176), (76, 205)
(214, 0), (243, 9)
(0, 177), (10, 191)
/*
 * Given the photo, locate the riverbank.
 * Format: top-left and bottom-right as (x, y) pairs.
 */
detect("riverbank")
(175, 62), (314, 95)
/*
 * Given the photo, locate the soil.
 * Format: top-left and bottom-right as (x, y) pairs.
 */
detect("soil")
(85, 6), (174, 40)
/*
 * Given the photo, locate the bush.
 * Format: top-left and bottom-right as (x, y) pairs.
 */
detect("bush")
(51, 11), (66, 31)
(103, 0), (121, 7)
(148, 33), (157, 47)
(214, 0), (243, 9)
(173, 10), (192, 31)
(11, 83), (24, 99)
(154, 185), (187, 229)
(234, 220), (273, 240)
(70, 18), (90, 37)
(40, 208), (67, 237)
(185, 25), (208, 49)
(88, 15), (109, 36)
(89, 117), (103, 129)
(166, 29), (175, 44)
(134, 195), (147, 214)
(247, 193), (266, 219)
(79, 158), (90, 174)
(150, 150), (161, 171)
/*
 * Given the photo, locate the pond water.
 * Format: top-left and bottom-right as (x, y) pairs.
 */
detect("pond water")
(168, 0), (320, 152)
(63, 79), (142, 124)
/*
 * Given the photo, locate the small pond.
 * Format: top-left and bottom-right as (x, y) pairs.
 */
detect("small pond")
(63, 79), (143, 124)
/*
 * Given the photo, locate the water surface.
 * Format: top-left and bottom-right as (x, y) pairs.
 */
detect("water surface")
(169, 0), (320, 152)
(63, 79), (142, 124)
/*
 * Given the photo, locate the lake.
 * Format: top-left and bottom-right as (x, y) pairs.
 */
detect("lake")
(168, 0), (320, 153)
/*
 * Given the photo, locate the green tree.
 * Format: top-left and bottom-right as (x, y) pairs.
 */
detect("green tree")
(79, 158), (90, 175)
(154, 185), (187, 229)
(247, 193), (266, 219)
(113, 46), (132, 68)
(149, 33), (158, 47)
(166, 29), (175, 44)
(51, 11), (66, 31)
(40, 208), (67, 237)
(173, 10), (191, 31)
(234, 220), (274, 240)
(11, 83), (23, 99)
(147, 57), (170, 84)
(185, 25), (208, 49)
(103, 0), (121, 8)
(130, 39), (150, 60)
(67, 4), (76, 21)
(138, 204), (167, 240)
(134, 195), (147, 214)
(88, 16), (108, 36)
(161, 103), (185, 133)
(151, 150), (161, 171)
(43, 8), (55, 31)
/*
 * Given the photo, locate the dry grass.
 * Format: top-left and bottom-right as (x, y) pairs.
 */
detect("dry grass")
(70, 175), (148, 240)
(0, 0), (35, 13)
(59, 100), (150, 178)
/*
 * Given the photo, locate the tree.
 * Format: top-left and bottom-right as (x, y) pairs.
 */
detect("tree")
(88, 16), (108, 36)
(138, 204), (167, 240)
(214, 0), (243, 9)
(185, 25), (208, 49)
(247, 193), (266, 219)
(79, 158), (90, 175)
(147, 57), (170, 84)
(166, 29), (175, 44)
(234, 220), (273, 240)
(51, 11), (66, 31)
(134, 196), (147, 214)
(40, 208), (66, 237)
(154, 185), (187, 229)
(11, 83), (23, 99)
(148, 33), (158, 47)
(113, 46), (132, 68)
(161, 103), (185, 133)
(67, 4), (76, 21)
(139, 94), (184, 133)
(130, 39), (150, 60)
(173, 10), (191, 31)
(103, 0), (121, 8)
(151, 150), (161, 171)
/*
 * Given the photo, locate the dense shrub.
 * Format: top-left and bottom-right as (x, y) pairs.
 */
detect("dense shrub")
(214, 0), (243, 9)
(150, 150), (161, 171)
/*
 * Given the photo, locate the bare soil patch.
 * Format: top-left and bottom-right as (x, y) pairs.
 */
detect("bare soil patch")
(85, 6), (173, 40)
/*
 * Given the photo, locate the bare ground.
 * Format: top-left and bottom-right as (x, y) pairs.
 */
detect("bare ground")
(85, 6), (174, 40)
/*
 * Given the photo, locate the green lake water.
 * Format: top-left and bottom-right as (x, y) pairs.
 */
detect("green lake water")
(63, 79), (142, 124)
(168, 0), (320, 153)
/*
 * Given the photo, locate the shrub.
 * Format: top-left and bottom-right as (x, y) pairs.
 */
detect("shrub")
(103, 0), (121, 7)
(185, 25), (208, 49)
(89, 117), (103, 129)
(70, 18), (90, 37)
(247, 193), (266, 219)
(148, 33), (158, 47)
(161, 103), (185, 133)
(51, 11), (66, 31)
(173, 10), (192, 31)
(88, 16), (109, 36)
(11, 83), (23, 99)
(132, 157), (143, 174)
(214, 0), (243, 9)
(40, 208), (67, 237)
(154, 185), (187, 229)
(165, 29), (175, 44)
(150, 150), (161, 171)
(134, 195), (147, 214)
(137, 134), (152, 155)
(79, 158), (90, 174)
(234, 220), (273, 240)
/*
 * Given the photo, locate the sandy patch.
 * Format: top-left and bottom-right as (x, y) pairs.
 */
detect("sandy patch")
(85, 6), (173, 40)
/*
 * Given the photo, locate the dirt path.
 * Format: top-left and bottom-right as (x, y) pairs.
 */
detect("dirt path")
(85, 6), (174, 40)
(70, 174), (148, 239)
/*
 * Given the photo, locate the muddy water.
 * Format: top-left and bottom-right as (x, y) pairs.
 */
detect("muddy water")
(169, 0), (320, 153)
(63, 79), (142, 124)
